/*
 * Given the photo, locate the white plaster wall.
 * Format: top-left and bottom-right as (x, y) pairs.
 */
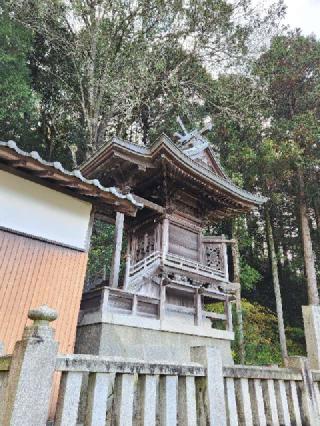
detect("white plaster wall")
(0, 170), (92, 250)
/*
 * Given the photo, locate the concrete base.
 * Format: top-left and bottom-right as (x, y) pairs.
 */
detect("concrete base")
(76, 316), (234, 365)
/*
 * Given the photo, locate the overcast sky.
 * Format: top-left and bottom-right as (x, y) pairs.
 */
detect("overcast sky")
(284, 0), (320, 37)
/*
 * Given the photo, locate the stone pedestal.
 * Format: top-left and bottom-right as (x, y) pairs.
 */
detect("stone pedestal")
(302, 305), (320, 370)
(76, 312), (234, 365)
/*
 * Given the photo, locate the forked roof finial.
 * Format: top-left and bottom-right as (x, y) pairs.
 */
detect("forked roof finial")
(174, 116), (213, 146)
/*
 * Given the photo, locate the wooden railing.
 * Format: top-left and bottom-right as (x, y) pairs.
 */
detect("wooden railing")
(81, 286), (231, 328)
(129, 250), (161, 277)
(127, 249), (228, 286)
(165, 252), (226, 279)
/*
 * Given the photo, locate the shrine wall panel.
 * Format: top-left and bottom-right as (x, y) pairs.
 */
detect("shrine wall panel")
(169, 223), (199, 261)
(0, 229), (88, 354)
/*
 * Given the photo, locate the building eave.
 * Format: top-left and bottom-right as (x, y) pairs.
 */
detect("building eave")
(81, 136), (267, 208)
(0, 141), (143, 217)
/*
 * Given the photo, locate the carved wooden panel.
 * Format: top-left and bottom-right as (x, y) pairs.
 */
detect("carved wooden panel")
(134, 229), (155, 262)
(204, 243), (224, 272)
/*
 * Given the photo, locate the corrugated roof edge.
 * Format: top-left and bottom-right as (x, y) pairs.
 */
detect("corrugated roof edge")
(0, 140), (143, 208)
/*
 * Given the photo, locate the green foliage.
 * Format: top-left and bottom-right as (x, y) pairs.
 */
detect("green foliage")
(240, 300), (283, 365)
(206, 300), (306, 365)
(87, 221), (115, 282)
(6, 0), (284, 162)
(240, 259), (262, 291)
(237, 300), (305, 365)
(87, 219), (128, 285)
(0, 3), (40, 145)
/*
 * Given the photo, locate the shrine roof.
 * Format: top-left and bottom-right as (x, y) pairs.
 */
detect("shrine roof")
(81, 134), (267, 208)
(0, 140), (143, 216)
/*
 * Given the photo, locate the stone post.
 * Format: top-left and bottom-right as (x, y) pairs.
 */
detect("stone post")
(288, 356), (320, 426)
(191, 346), (227, 426)
(303, 305), (320, 369)
(2, 305), (58, 426)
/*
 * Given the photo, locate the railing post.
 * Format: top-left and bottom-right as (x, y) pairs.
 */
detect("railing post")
(194, 290), (202, 326)
(123, 254), (131, 289)
(224, 299), (233, 332)
(2, 305), (58, 426)
(191, 346), (227, 425)
(100, 287), (109, 318)
(222, 235), (229, 281)
(159, 279), (167, 320)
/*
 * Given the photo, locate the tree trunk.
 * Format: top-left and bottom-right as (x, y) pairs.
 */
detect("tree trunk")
(265, 207), (288, 365)
(298, 169), (319, 305)
(313, 198), (320, 230)
(231, 222), (245, 364)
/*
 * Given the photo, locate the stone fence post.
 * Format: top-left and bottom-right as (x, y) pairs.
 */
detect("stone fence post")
(1, 305), (58, 426)
(191, 346), (227, 426)
(303, 305), (320, 370)
(288, 356), (320, 426)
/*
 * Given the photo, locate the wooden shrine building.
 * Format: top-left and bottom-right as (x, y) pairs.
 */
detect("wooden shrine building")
(77, 122), (266, 363)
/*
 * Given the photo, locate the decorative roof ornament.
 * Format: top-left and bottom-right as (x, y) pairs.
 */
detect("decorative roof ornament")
(174, 116), (215, 159)
(174, 116), (213, 148)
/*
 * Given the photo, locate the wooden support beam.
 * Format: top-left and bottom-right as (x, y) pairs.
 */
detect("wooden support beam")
(132, 195), (164, 213)
(9, 159), (27, 168)
(110, 212), (124, 288)
(36, 170), (55, 178)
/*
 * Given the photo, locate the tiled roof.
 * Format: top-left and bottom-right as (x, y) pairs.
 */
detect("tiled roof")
(0, 140), (143, 214)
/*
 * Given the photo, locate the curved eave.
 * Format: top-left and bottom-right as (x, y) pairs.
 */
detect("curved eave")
(81, 135), (267, 209)
(156, 135), (267, 207)
(0, 141), (143, 216)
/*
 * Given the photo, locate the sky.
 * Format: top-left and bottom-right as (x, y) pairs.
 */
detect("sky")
(284, 0), (320, 37)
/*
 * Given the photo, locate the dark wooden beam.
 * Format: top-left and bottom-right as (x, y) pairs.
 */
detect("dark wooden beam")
(132, 195), (164, 214)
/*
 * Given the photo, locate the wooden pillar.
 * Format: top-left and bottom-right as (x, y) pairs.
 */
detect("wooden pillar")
(123, 234), (131, 289)
(159, 280), (167, 320)
(123, 254), (131, 290)
(224, 298), (233, 332)
(195, 290), (202, 326)
(110, 212), (124, 288)
(162, 218), (169, 260)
